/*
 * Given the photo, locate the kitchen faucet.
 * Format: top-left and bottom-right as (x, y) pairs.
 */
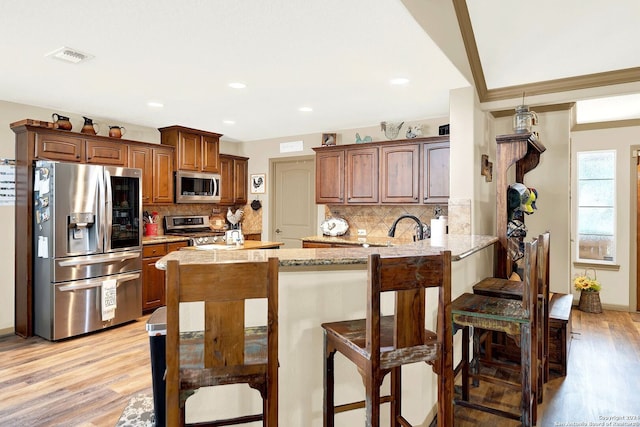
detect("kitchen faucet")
(387, 214), (425, 241)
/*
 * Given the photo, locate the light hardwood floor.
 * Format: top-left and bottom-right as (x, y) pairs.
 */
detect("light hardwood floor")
(0, 316), (153, 426)
(1, 309), (639, 426)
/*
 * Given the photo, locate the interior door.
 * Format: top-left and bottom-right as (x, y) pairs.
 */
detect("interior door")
(271, 156), (316, 248)
(637, 155), (639, 311)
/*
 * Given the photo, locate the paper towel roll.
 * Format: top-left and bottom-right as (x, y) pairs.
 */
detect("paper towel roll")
(430, 218), (446, 246)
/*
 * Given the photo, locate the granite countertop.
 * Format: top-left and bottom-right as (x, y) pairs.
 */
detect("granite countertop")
(156, 234), (498, 270)
(302, 235), (412, 247)
(181, 240), (284, 251)
(143, 235), (191, 245)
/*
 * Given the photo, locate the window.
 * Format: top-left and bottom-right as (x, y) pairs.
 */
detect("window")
(576, 150), (616, 262)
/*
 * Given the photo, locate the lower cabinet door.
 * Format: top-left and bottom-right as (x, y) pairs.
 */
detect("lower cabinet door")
(142, 256), (164, 312)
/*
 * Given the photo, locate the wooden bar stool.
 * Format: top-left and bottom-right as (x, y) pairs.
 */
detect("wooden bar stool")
(452, 239), (538, 427)
(473, 232), (550, 402)
(321, 252), (453, 427)
(165, 257), (279, 426)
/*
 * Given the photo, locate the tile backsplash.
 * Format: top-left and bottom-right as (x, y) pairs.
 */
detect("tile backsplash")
(144, 202), (262, 236)
(324, 205), (448, 240)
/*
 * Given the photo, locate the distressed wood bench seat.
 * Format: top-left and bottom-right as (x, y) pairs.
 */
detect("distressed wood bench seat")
(548, 293), (572, 377)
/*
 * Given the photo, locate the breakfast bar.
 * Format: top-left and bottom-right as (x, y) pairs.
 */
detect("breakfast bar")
(156, 234), (497, 425)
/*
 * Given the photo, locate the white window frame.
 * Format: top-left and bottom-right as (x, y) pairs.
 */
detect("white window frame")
(575, 149), (616, 264)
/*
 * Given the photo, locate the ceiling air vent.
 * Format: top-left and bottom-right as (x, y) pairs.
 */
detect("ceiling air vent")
(45, 47), (94, 64)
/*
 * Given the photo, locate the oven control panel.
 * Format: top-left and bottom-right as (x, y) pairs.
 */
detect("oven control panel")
(189, 235), (222, 246)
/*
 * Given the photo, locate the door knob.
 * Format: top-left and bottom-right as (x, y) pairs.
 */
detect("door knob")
(275, 228), (282, 234)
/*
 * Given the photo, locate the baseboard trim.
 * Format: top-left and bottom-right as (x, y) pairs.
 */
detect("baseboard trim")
(0, 327), (15, 337)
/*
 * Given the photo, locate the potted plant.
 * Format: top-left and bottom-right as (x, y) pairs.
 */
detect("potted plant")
(574, 269), (602, 313)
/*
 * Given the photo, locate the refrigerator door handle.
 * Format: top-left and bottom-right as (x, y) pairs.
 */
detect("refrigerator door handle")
(58, 272), (141, 292)
(57, 252), (140, 267)
(102, 168), (111, 252)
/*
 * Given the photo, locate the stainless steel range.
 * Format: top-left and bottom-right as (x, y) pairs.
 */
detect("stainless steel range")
(163, 215), (225, 246)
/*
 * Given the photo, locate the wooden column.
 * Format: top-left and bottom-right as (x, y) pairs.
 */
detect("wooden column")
(494, 132), (545, 278)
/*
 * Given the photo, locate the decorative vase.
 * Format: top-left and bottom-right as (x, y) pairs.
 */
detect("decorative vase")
(578, 290), (602, 314)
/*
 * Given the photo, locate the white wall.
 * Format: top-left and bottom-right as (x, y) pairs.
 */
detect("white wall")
(571, 125), (640, 310)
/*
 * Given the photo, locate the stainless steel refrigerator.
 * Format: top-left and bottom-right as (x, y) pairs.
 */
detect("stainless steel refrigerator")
(33, 161), (143, 340)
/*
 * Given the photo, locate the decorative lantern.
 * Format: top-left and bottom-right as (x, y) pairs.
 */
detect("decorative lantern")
(513, 104), (539, 134)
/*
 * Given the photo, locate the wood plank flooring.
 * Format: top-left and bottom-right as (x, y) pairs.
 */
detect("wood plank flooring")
(0, 316), (152, 426)
(0, 309), (639, 426)
(454, 309), (640, 426)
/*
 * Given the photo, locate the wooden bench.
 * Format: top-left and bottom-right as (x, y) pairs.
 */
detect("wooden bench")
(548, 292), (573, 377)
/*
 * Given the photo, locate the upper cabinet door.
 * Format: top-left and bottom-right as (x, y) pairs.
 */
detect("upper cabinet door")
(346, 146), (378, 204)
(219, 154), (248, 205)
(201, 135), (220, 173)
(380, 144), (420, 203)
(152, 146), (174, 204)
(128, 145), (152, 204)
(315, 150), (345, 204)
(177, 132), (201, 171)
(233, 157), (248, 204)
(35, 133), (84, 162)
(159, 126), (222, 173)
(423, 142), (450, 204)
(86, 140), (127, 166)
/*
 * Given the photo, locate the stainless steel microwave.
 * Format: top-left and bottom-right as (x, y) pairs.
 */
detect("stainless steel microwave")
(175, 171), (221, 203)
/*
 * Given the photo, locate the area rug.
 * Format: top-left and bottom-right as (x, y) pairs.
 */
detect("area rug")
(116, 393), (155, 426)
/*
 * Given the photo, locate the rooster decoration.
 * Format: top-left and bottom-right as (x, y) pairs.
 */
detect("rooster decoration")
(226, 207), (244, 229)
(252, 175), (264, 192)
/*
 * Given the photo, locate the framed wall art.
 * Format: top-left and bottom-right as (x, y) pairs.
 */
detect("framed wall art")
(321, 133), (336, 146)
(250, 173), (266, 194)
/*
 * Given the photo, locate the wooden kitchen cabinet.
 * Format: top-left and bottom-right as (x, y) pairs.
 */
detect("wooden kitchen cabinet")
(346, 146), (379, 203)
(85, 139), (127, 166)
(35, 132), (84, 162)
(142, 240), (188, 312)
(381, 143), (420, 203)
(314, 136), (448, 206)
(422, 141), (450, 204)
(315, 149), (345, 204)
(159, 125), (221, 173)
(128, 143), (174, 204)
(314, 146), (379, 204)
(34, 131), (126, 166)
(219, 154), (248, 205)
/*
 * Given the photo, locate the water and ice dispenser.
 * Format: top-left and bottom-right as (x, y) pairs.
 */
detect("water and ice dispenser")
(67, 212), (98, 254)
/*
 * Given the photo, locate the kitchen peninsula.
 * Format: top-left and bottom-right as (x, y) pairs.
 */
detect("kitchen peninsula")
(156, 234), (497, 425)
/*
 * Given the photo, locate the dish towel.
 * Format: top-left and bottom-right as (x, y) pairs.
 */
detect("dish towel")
(101, 279), (118, 321)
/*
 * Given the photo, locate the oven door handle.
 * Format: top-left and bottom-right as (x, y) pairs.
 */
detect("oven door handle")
(57, 272), (141, 292)
(57, 252), (140, 267)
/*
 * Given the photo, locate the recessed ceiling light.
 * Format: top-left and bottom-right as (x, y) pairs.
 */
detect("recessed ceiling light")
(147, 101), (164, 108)
(390, 77), (410, 85)
(228, 82), (247, 89)
(223, 120), (236, 125)
(299, 107), (313, 112)
(45, 46), (94, 64)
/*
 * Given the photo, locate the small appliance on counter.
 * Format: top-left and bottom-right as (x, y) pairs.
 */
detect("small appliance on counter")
(33, 161), (143, 340)
(225, 228), (244, 245)
(163, 215), (224, 246)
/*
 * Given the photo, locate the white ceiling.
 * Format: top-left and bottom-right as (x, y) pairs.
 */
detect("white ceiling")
(467, 0), (640, 90)
(1, 1), (638, 142)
